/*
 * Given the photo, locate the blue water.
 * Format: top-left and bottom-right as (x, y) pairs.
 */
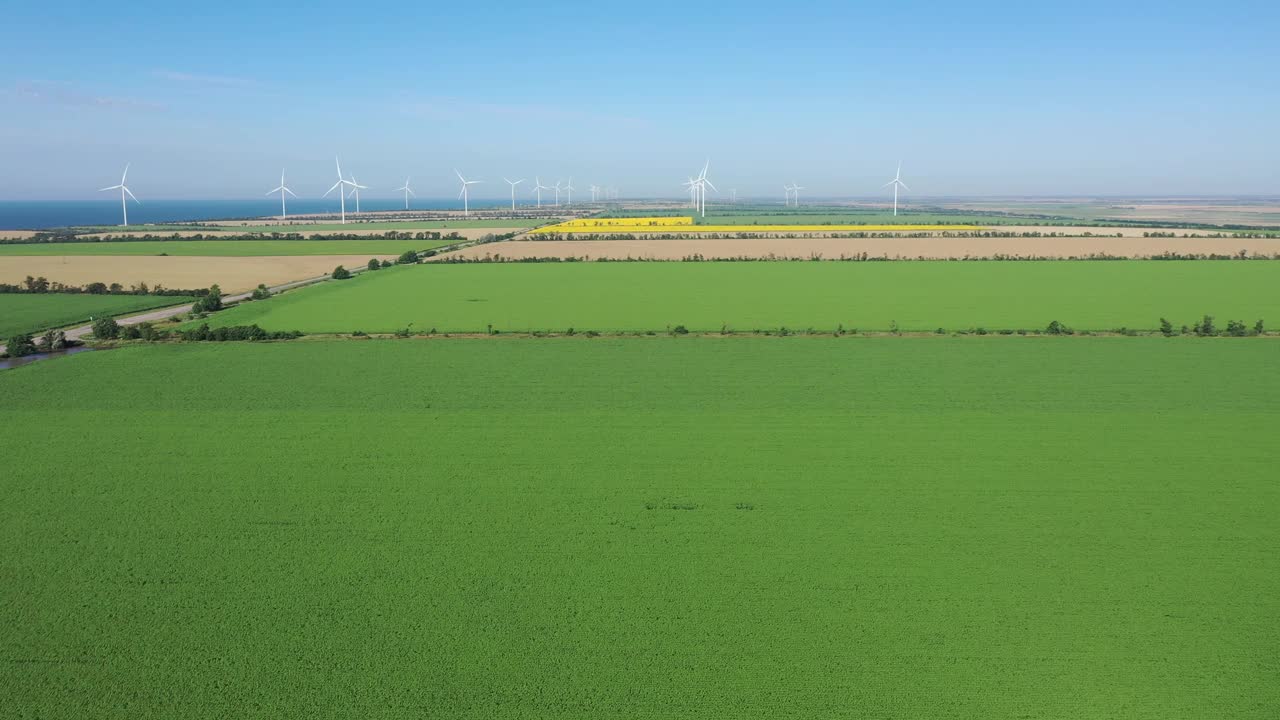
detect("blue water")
(0, 199), (510, 230)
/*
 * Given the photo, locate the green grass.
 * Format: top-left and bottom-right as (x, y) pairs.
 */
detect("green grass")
(1, 338), (1276, 718)
(200, 261), (1280, 333)
(0, 294), (193, 337)
(0, 240), (457, 256)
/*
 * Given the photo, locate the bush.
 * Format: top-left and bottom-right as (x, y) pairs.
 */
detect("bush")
(250, 284), (271, 300)
(91, 316), (121, 339)
(1225, 320), (1249, 337)
(1160, 318), (1175, 337)
(5, 333), (37, 357)
(38, 330), (67, 352)
(1046, 320), (1073, 336)
(191, 284), (223, 313)
(396, 250), (419, 265)
(367, 258), (381, 271)
(380, 259), (393, 268)
(1193, 315), (1215, 337)
(1255, 319), (1265, 335)
(331, 265), (351, 280)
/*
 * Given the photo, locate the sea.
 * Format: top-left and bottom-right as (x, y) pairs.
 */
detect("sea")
(0, 199), (510, 230)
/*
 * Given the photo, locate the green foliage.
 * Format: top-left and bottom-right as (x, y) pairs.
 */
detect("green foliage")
(5, 333), (36, 357)
(90, 316), (120, 339)
(1193, 315), (1216, 336)
(0, 340), (1276, 717)
(191, 262), (1280, 335)
(1160, 317), (1175, 336)
(367, 258), (382, 271)
(1045, 320), (1073, 335)
(250, 284), (272, 300)
(192, 284), (223, 313)
(331, 266), (351, 280)
(396, 250), (420, 265)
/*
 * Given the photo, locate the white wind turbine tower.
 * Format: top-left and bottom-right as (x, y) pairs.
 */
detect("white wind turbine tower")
(531, 177), (549, 207)
(563, 178), (575, 205)
(695, 161), (716, 217)
(455, 169), (482, 215)
(98, 163), (139, 226)
(553, 180), (562, 206)
(322, 157), (357, 224)
(883, 162), (910, 216)
(683, 177), (698, 208)
(790, 182), (805, 207)
(783, 184), (794, 206)
(346, 174), (369, 214)
(394, 177), (415, 210)
(266, 170), (298, 219)
(504, 177), (525, 211)
(589, 184), (599, 202)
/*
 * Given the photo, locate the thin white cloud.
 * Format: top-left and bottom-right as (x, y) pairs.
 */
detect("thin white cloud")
(152, 70), (258, 88)
(12, 81), (166, 111)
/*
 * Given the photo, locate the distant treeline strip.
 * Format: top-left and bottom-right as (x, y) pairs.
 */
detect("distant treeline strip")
(0, 276), (208, 296)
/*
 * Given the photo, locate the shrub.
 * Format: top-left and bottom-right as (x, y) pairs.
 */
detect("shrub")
(1225, 320), (1249, 337)
(1046, 320), (1073, 336)
(396, 250), (419, 265)
(38, 330), (67, 352)
(352, 330), (367, 337)
(331, 265), (351, 280)
(394, 327), (411, 338)
(670, 325), (689, 335)
(935, 327), (946, 335)
(5, 333), (37, 357)
(1160, 318), (1175, 337)
(250, 284), (271, 300)
(1255, 319), (1265, 335)
(1193, 315), (1215, 337)
(91, 316), (121, 339)
(380, 259), (393, 268)
(367, 258), (382, 271)
(192, 284), (223, 313)
(975, 327), (989, 336)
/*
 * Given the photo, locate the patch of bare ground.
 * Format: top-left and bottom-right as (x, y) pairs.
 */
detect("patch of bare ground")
(0, 255), (394, 293)
(76, 227), (526, 240)
(437, 236), (1280, 261)
(0, 230), (35, 240)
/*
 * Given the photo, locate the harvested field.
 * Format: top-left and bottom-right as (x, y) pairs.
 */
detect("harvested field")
(0, 240), (454, 257)
(0, 255), (393, 293)
(443, 235), (1280, 261)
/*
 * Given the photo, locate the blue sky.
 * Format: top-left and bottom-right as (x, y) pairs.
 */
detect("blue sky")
(1, 0), (1277, 200)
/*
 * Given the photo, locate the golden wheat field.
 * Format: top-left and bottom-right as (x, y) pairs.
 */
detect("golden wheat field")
(530, 217), (984, 235)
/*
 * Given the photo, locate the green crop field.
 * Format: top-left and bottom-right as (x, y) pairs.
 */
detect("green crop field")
(199, 261), (1280, 333)
(1, 339), (1276, 718)
(0, 294), (193, 337)
(0, 240), (457, 257)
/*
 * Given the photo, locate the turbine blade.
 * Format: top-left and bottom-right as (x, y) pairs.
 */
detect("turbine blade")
(99, 185), (121, 192)
(455, 168), (465, 182)
(124, 187), (139, 203)
(285, 188), (298, 197)
(898, 181), (910, 191)
(323, 181), (342, 197)
(407, 188), (416, 197)
(121, 163), (130, 183)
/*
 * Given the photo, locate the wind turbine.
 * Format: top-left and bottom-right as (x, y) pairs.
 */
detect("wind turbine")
(683, 177), (698, 208)
(883, 162), (909, 216)
(455, 169), (482, 215)
(266, 170), (298, 219)
(322, 157), (357, 224)
(790, 182), (805, 207)
(589, 184), (599, 202)
(394, 177), (415, 210)
(553, 180), (562, 207)
(531, 177), (549, 207)
(504, 177), (525, 211)
(695, 161), (716, 217)
(98, 164), (139, 226)
(563, 178), (575, 205)
(346, 175), (369, 214)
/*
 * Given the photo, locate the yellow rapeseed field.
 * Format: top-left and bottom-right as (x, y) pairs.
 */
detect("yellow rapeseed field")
(532, 218), (984, 235)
